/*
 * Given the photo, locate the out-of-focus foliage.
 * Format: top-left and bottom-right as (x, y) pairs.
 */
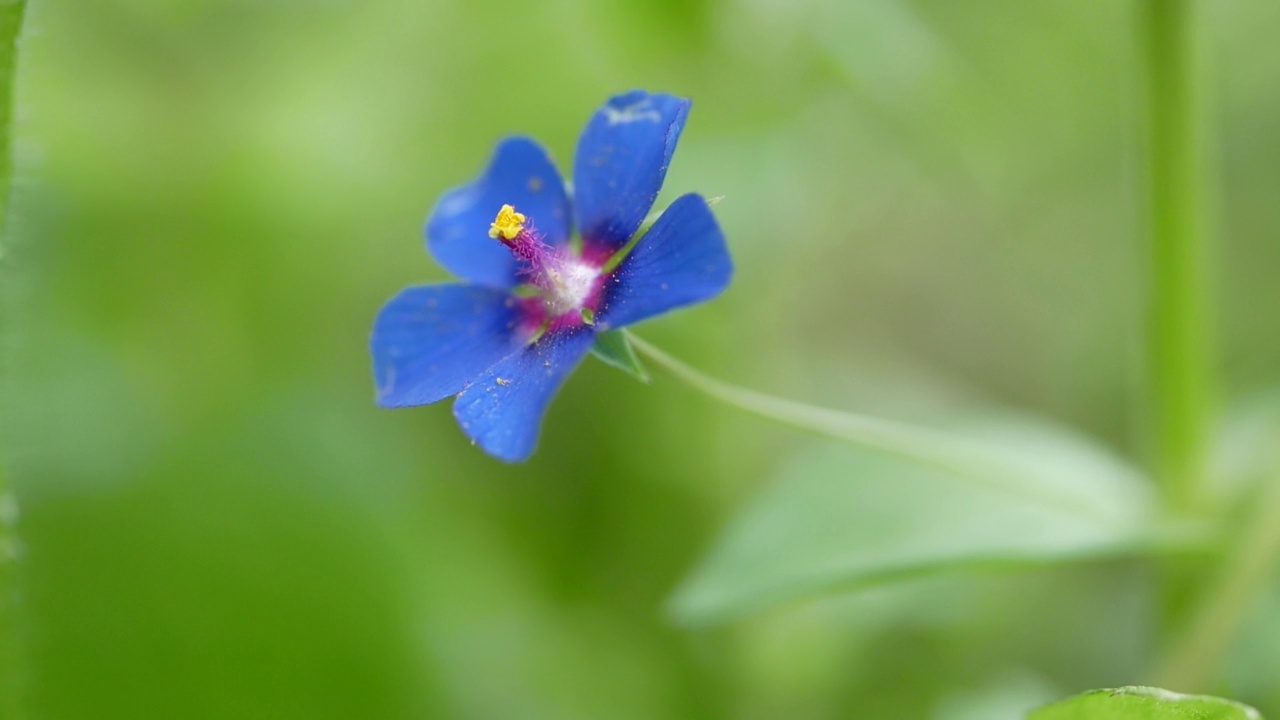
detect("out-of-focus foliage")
(2, 0), (1279, 718)
(670, 429), (1162, 627)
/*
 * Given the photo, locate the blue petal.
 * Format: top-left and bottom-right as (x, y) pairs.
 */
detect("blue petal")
(573, 90), (691, 251)
(371, 284), (525, 407)
(597, 193), (733, 330)
(452, 328), (596, 462)
(426, 137), (572, 288)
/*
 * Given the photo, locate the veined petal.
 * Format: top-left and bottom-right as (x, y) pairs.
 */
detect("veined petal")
(371, 284), (526, 407)
(452, 328), (596, 462)
(597, 193), (732, 329)
(427, 137), (572, 288)
(573, 90), (691, 252)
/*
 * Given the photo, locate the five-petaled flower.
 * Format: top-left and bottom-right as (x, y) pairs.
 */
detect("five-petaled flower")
(370, 90), (733, 461)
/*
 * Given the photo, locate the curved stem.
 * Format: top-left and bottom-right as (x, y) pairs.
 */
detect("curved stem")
(628, 334), (1130, 524)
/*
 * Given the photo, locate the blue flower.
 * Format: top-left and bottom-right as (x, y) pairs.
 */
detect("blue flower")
(371, 90), (733, 462)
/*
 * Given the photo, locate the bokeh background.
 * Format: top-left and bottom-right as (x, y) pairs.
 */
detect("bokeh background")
(4, 0), (1280, 718)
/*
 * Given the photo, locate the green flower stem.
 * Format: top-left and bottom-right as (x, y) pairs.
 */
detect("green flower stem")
(0, 2), (27, 717)
(1141, 0), (1215, 516)
(628, 333), (1126, 524)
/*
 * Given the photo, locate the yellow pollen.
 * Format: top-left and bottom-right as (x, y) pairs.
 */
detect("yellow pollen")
(488, 204), (526, 241)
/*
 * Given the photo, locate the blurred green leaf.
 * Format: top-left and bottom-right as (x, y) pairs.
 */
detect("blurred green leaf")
(1213, 387), (1280, 502)
(669, 417), (1180, 626)
(591, 329), (649, 383)
(1028, 687), (1262, 719)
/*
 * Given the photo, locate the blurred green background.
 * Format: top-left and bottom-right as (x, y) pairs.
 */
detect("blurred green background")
(4, 0), (1280, 718)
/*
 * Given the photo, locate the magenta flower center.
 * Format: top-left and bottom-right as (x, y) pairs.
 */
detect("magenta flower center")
(489, 204), (606, 329)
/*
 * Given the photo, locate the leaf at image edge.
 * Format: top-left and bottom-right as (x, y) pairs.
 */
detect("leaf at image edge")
(1028, 686), (1262, 720)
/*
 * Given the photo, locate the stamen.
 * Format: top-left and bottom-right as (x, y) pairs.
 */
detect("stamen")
(486, 203), (606, 327)
(488, 204), (526, 241)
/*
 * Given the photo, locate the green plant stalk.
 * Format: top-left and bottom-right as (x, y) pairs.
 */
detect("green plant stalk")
(1135, 0), (1262, 694)
(1142, 0), (1215, 516)
(0, 1), (26, 717)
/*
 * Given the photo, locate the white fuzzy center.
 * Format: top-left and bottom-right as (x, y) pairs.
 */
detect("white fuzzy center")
(542, 260), (600, 317)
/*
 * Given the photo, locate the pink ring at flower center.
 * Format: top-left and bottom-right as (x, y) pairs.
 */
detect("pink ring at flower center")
(491, 206), (609, 335)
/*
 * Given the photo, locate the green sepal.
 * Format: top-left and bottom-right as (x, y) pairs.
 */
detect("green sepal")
(590, 330), (649, 383)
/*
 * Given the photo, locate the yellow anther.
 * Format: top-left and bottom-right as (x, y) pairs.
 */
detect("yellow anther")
(488, 204), (526, 241)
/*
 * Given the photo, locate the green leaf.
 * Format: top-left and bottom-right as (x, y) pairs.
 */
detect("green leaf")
(1028, 687), (1261, 720)
(590, 330), (649, 383)
(668, 416), (1185, 626)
